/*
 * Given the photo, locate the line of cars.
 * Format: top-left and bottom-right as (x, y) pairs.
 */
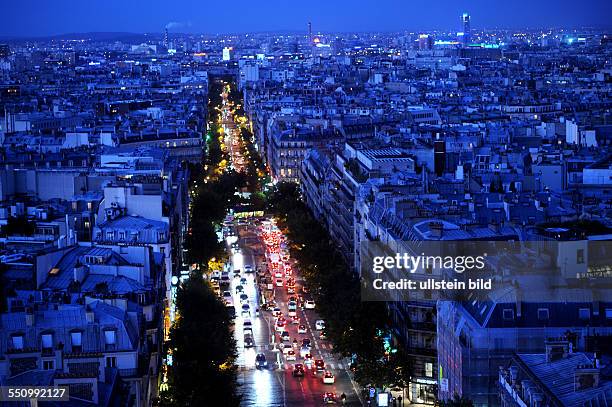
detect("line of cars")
(258, 220), (337, 390)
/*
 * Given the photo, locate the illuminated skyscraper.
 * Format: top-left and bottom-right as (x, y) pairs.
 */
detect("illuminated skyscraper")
(461, 12), (471, 45)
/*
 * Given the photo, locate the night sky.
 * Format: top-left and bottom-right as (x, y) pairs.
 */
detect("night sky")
(1, 0), (610, 37)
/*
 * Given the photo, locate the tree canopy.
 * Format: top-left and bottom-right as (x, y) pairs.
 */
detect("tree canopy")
(161, 273), (240, 406)
(267, 182), (412, 390)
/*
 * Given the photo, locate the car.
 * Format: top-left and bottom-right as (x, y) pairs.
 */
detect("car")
(220, 276), (230, 286)
(272, 307), (282, 317)
(240, 277), (247, 285)
(304, 300), (315, 309)
(302, 338), (311, 348)
(288, 309), (296, 317)
(288, 301), (297, 310)
(274, 271), (283, 278)
(275, 321), (286, 332)
(244, 265), (253, 273)
(240, 293), (249, 304)
(235, 285), (244, 294)
(322, 370), (335, 384)
(275, 279), (283, 287)
(241, 304), (250, 317)
(319, 331), (327, 340)
(233, 268), (241, 276)
(303, 353), (313, 368)
(282, 344), (292, 354)
(292, 364), (305, 377)
(300, 346), (310, 358)
(298, 324), (307, 334)
(213, 286), (221, 295)
(223, 290), (232, 299)
(315, 359), (325, 371)
(290, 316), (300, 325)
(255, 353), (267, 369)
(315, 320), (325, 330)
(244, 335), (254, 348)
(287, 286), (296, 294)
(281, 331), (290, 342)
(286, 350), (297, 361)
(323, 392), (337, 404)
(243, 320), (253, 329)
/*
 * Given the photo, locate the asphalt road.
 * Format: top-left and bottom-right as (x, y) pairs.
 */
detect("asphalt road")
(227, 219), (363, 406)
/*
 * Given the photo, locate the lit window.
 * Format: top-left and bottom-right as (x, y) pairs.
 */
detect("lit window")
(41, 333), (53, 350)
(425, 362), (433, 378)
(71, 331), (82, 347)
(12, 335), (24, 350)
(104, 330), (116, 346)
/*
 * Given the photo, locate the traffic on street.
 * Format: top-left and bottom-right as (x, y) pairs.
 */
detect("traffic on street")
(214, 216), (362, 406)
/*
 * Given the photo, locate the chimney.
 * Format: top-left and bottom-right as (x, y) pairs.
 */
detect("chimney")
(545, 337), (571, 362)
(575, 363), (600, 391)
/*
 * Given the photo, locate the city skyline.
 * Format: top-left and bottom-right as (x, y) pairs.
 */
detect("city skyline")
(0, 3), (610, 406)
(1, 0), (611, 38)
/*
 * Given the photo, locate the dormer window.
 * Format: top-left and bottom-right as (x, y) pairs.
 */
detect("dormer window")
(104, 329), (116, 350)
(12, 335), (24, 350)
(71, 331), (82, 353)
(41, 333), (53, 351)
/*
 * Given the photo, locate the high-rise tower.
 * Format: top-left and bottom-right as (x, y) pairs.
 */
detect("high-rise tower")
(461, 13), (471, 45)
(308, 22), (313, 57)
(308, 22), (313, 44)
